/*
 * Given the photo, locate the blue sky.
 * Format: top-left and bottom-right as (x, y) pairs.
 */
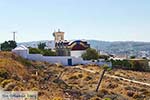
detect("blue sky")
(0, 0), (150, 42)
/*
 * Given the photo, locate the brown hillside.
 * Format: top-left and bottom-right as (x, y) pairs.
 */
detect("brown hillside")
(0, 52), (28, 78)
(0, 52), (150, 100)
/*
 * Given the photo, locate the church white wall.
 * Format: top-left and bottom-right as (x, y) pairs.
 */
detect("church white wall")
(43, 56), (71, 65)
(27, 55), (83, 66)
(72, 57), (83, 65)
(71, 50), (86, 58)
(12, 50), (29, 59)
(27, 54), (43, 61)
(12, 46), (112, 67)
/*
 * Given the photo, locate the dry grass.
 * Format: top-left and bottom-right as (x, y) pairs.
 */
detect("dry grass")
(62, 65), (150, 100)
(0, 52), (150, 100)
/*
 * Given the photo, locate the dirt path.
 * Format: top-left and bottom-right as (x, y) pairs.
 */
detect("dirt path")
(73, 66), (150, 87)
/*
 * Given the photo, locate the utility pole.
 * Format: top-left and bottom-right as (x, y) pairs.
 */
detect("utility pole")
(13, 31), (16, 41)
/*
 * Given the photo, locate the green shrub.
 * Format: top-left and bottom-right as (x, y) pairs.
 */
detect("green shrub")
(1, 40), (17, 51)
(82, 48), (99, 60)
(29, 47), (56, 56)
(38, 42), (46, 50)
(29, 48), (42, 54)
(42, 49), (56, 56)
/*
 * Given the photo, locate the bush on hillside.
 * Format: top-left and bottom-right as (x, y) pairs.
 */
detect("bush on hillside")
(82, 48), (99, 60)
(42, 49), (56, 56)
(130, 60), (145, 71)
(38, 42), (46, 50)
(111, 59), (131, 69)
(111, 59), (150, 72)
(1, 40), (17, 51)
(29, 48), (42, 54)
(29, 47), (56, 56)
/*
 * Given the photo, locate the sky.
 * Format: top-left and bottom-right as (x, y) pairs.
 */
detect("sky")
(0, 0), (150, 42)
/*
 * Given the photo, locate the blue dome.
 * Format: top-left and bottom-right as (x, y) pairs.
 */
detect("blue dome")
(68, 40), (86, 46)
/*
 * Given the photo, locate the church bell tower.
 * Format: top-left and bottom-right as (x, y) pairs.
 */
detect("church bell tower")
(53, 29), (64, 43)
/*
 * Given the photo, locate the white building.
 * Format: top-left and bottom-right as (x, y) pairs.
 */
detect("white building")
(68, 40), (89, 57)
(12, 45), (29, 59)
(12, 45), (112, 67)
